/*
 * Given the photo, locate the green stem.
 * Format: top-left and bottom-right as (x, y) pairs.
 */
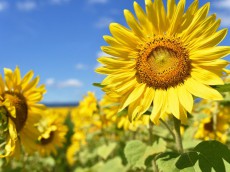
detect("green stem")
(173, 117), (184, 153)
(160, 119), (175, 140)
(152, 158), (159, 172)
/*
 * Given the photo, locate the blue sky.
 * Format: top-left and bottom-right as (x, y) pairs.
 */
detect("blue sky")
(0, 0), (229, 103)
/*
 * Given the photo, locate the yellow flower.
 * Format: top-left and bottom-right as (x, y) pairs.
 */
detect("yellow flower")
(0, 99), (18, 158)
(194, 100), (230, 143)
(0, 67), (46, 158)
(66, 130), (86, 166)
(71, 92), (98, 128)
(96, 0), (230, 124)
(100, 95), (150, 131)
(36, 110), (68, 156)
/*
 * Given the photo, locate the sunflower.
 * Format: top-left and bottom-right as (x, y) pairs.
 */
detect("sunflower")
(96, 0), (230, 124)
(194, 100), (230, 143)
(0, 98), (18, 158)
(99, 94), (150, 131)
(0, 67), (46, 157)
(35, 110), (68, 156)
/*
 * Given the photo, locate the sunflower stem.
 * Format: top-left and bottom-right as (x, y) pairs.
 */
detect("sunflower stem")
(173, 117), (183, 153)
(160, 119), (175, 140)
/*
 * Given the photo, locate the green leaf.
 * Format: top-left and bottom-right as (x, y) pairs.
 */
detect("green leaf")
(124, 139), (166, 169)
(212, 84), (230, 92)
(156, 152), (180, 172)
(99, 157), (127, 172)
(176, 152), (198, 169)
(93, 83), (105, 88)
(97, 142), (117, 160)
(194, 140), (230, 172)
(183, 127), (201, 149)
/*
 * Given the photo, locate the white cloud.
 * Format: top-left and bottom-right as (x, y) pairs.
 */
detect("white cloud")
(75, 63), (87, 70)
(17, 1), (37, 11)
(97, 50), (109, 58)
(88, 0), (108, 4)
(218, 13), (230, 27)
(50, 0), (70, 5)
(58, 79), (83, 88)
(214, 0), (230, 9)
(0, 1), (8, 11)
(95, 17), (113, 29)
(45, 78), (55, 86)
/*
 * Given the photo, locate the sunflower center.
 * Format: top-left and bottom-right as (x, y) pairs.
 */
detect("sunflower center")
(0, 106), (8, 141)
(3, 92), (28, 132)
(136, 36), (191, 89)
(40, 131), (55, 145)
(204, 118), (214, 132)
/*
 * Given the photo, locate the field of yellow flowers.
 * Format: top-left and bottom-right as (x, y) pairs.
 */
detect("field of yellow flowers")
(1, 0), (230, 171)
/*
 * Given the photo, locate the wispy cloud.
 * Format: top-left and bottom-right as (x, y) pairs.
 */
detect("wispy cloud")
(58, 79), (83, 88)
(45, 78), (55, 86)
(0, 1), (8, 11)
(95, 17), (113, 28)
(75, 63), (87, 70)
(214, 0), (230, 9)
(50, 0), (70, 5)
(88, 0), (108, 4)
(218, 13), (230, 27)
(16, 1), (37, 11)
(45, 78), (83, 88)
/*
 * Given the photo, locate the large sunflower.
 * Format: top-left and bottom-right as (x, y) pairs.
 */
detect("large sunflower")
(0, 67), (46, 157)
(96, 0), (230, 124)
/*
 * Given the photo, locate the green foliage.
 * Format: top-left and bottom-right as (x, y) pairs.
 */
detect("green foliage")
(92, 83), (105, 88)
(97, 142), (117, 160)
(212, 83), (230, 92)
(124, 139), (166, 170)
(194, 140), (230, 172)
(157, 141), (230, 172)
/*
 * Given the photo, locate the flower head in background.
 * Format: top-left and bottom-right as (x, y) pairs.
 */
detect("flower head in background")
(96, 0), (230, 124)
(194, 100), (230, 143)
(0, 67), (46, 158)
(36, 110), (68, 156)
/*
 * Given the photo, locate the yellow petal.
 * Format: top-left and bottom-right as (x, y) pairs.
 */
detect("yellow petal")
(168, 87), (180, 119)
(155, 0), (168, 33)
(167, 0), (176, 20)
(182, 3), (210, 37)
(119, 83), (146, 112)
(191, 68), (224, 85)
(133, 1), (152, 34)
(194, 29), (228, 50)
(151, 89), (166, 123)
(97, 57), (135, 67)
(124, 9), (144, 38)
(185, 78), (223, 100)
(0, 75), (5, 94)
(168, 0), (185, 35)
(101, 46), (130, 58)
(137, 86), (155, 117)
(177, 85), (193, 113)
(190, 46), (230, 61)
(109, 23), (138, 48)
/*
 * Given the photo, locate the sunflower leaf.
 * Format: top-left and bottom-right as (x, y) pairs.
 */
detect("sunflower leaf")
(194, 140), (230, 172)
(211, 84), (230, 92)
(97, 142), (117, 160)
(175, 152), (199, 169)
(92, 83), (105, 88)
(124, 139), (166, 170)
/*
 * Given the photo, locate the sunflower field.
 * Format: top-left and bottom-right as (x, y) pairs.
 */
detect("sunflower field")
(1, 0), (230, 172)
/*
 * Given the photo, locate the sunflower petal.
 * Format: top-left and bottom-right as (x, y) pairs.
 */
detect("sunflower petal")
(185, 78), (223, 100)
